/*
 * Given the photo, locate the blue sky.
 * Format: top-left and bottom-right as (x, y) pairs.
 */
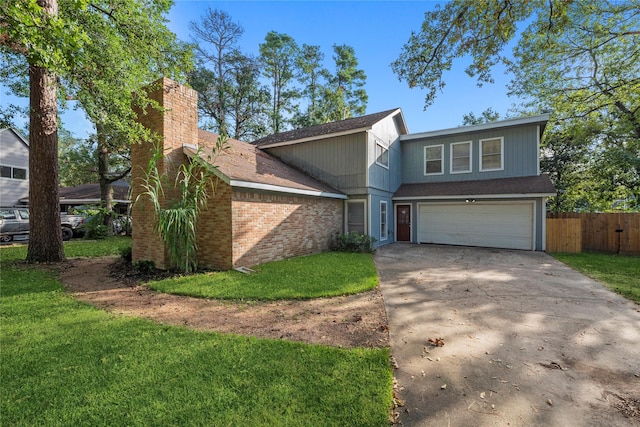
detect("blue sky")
(2, 0), (523, 139)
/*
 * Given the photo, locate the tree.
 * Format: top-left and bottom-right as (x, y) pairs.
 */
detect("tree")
(461, 108), (500, 125)
(58, 128), (97, 187)
(259, 31), (300, 133)
(189, 8), (243, 136)
(226, 51), (270, 140)
(322, 44), (367, 122)
(2, 0), (193, 258)
(293, 44), (328, 128)
(1, 0), (80, 262)
(392, 0), (639, 211)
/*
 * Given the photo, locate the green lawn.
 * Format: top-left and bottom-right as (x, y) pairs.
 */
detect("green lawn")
(1, 239), (392, 426)
(551, 252), (640, 303)
(148, 251), (378, 300)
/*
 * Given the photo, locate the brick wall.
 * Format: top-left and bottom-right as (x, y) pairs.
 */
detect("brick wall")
(231, 191), (343, 267)
(131, 78), (198, 270)
(195, 176), (234, 270)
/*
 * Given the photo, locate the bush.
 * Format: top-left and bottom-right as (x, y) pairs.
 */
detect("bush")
(133, 260), (156, 274)
(332, 231), (377, 253)
(120, 245), (132, 262)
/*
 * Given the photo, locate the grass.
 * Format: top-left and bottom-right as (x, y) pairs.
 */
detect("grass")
(1, 239), (392, 426)
(551, 252), (640, 303)
(148, 251), (379, 300)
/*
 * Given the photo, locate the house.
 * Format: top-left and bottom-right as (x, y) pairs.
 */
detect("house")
(131, 78), (555, 270)
(0, 128), (29, 207)
(18, 181), (131, 214)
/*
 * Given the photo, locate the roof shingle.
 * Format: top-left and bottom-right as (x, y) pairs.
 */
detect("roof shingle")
(393, 175), (556, 199)
(252, 108), (403, 147)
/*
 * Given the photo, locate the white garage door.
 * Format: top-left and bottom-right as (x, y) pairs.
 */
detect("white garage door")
(418, 202), (534, 250)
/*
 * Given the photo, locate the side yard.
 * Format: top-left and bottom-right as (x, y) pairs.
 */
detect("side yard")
(0, 238), (392, 426)
(551, 252), (640, 303)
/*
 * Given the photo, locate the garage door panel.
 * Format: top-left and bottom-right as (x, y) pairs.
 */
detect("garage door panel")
(418, 203), (533, 250)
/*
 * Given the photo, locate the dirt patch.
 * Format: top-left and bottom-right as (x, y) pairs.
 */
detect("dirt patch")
(58, 257), (389, 349)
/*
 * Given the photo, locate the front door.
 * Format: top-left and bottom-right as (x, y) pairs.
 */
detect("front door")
(396, 204), (411, 242)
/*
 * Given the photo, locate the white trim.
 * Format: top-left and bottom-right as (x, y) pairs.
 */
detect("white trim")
(424, 144), (444, 176)
(230, 180), (347, 199)
(393, 192), (556, 201)
(375, 142), (390, 169)
(394, 203), (412, 243)
(258, 127), (370, 149)
(367, 194), (372, 235)
(0, 164), (28, 180)
(400, 114), (550, 141)
(380, 200), (388, 241)
(416, 200), (536, 251)
(450, 141), (472, 174)
(541, 197), (547, 251)
(479, 137), (504, 172)
(345, 199), (368, 234)
(536, 125), (541, 176)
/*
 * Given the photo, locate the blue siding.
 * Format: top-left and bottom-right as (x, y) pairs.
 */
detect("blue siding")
(401, 124), (540, 183)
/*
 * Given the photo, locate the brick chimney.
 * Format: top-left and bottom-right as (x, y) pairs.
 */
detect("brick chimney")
(131, 77), (198, 269)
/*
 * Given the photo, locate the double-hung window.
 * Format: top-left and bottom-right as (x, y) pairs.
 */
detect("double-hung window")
(375, 143), (389, 168)
(424, 145), (443, 175)
(450, 141), (472, 173)
(480, 137), (504, 171)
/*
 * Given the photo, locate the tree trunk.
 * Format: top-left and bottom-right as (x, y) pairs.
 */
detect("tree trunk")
(97, 129), (114, 234)
(26, 61), (64, 263)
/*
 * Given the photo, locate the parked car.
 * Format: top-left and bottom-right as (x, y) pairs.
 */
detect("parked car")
(0, 207), (86, 242)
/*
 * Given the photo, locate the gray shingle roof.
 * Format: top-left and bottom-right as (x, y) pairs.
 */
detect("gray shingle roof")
(393, 175), (556, 199)
(252, 108), (403, 147)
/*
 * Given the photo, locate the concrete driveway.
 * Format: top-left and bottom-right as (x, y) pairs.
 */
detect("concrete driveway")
(376, 244), (640, 426)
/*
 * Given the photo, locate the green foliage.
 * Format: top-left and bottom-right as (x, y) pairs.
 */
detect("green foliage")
(1, 239), (392, 426)
(259, 31), (301, 133)
(332, 232), (377, 254)
(552, 252), (640, 303)
(148, 251), (378, 300)
(321, 44), (368, 122)
(393, 0), (639, 211)
(462, 108), (501, 125)
(137, 137), (227, 273)
(133, 259), (156, 274)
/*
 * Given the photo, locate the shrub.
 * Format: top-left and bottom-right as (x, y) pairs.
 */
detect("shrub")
(332, 231), (377, 253)
(120, 245), (132, 262)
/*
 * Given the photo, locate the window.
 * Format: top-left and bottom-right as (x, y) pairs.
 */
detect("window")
(424, 145), (443, 175)
(12, 168), (26, 180)
(480, 137), (504, 171)
(451, 141), (472, 173)
(375, 143), (389, 168)
(0, 165), (27, 180)
(380, 201), (388, 241)
(346, 201), (366, 234)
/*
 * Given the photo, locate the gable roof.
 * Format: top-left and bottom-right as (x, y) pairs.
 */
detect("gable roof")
(19, 181), (130, 205)
(393, 175), (556, 200)
(188, 130), (346, 199)
(252, 108), (406, 148)
(400, 114), (550, 142)
(0, 128), (29, 149)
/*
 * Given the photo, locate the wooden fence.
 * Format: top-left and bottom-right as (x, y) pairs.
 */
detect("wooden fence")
(546, 213), (640, 254)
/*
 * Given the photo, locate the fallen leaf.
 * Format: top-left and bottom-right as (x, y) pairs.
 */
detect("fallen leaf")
(428, 337), (445, 347)
(441, 384), (447, 389)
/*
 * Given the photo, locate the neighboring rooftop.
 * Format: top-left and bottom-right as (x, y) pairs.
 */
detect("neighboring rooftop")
(252, 108), (406, 147)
